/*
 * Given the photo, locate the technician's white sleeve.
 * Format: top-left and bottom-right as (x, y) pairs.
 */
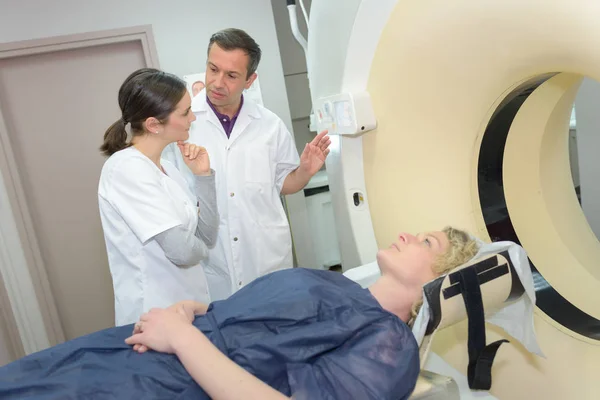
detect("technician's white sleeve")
(274, 120), (301, 193)
(105, 157), (183, 244)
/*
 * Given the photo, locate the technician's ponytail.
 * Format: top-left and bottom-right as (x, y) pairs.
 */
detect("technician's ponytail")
(100, 118), (129, 157)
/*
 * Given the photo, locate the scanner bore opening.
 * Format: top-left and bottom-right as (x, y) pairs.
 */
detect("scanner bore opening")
(477, 74), (600, 340)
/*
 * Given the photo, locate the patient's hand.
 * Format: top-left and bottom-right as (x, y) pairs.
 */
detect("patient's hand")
(126, 308), (194, 354)
(168, 300), (208, 323)
(130, 322), (152, 354)
(130, 301), (208, 353)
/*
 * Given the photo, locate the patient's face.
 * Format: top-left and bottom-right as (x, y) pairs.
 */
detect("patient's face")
(376, 231), (450, 287)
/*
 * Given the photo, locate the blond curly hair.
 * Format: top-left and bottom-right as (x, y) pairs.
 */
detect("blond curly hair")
(408, 226), (479, 326)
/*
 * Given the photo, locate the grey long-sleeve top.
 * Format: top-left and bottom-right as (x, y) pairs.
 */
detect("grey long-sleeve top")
(155, 170), (219, 267)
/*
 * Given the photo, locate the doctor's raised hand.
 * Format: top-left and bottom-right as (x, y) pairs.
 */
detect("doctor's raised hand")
(281, 129), (331, 195)
(177, 141), (211, 176)
(300, 129), (331, 175)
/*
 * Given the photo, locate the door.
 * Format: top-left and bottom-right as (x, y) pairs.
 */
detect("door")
(0, 30), (157, 341)
(0, 271), (21, 366)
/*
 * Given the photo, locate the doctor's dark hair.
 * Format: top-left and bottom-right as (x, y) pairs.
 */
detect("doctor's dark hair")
(100, 68), (187, 157)
(208, 28), (262, 78)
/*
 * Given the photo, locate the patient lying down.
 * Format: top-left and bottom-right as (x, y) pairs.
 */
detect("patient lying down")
(0, 227), (478, 400)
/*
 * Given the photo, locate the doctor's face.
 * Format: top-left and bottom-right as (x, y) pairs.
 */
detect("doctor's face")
(163, 92), (195, 142)
(205, 44), (256, 108)
(376, 231), (450, 288)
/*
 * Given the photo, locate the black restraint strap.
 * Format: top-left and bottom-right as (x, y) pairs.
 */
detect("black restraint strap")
(457, 267), (509, 390)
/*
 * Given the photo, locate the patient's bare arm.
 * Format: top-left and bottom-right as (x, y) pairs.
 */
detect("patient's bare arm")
(174, 324), (289, 400)
(126, 309), (290, 400)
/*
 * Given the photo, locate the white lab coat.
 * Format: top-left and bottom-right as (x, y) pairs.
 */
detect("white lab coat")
(163, 94), (299, 300)
(98, 147), (210, 326)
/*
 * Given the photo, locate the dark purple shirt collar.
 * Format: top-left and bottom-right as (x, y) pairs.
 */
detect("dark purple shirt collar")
(207, 95), (244, 138)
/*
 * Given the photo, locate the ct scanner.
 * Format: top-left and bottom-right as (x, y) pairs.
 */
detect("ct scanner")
(289, 0), (600, 398)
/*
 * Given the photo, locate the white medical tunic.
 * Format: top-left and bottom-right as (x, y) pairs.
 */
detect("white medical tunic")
(163, 95), (299, 300)
(98, 147), (210, 326)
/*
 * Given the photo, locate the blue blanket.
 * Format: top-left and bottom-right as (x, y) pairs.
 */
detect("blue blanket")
(0, 268), (419, 399)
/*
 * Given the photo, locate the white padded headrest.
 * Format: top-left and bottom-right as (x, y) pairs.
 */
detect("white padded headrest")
(422, 250), (524, 335)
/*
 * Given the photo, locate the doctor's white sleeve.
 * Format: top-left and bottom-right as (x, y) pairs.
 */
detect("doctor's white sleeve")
(161, 142), (182, 167)
(274, 120), (301, 193)
(161, 142), (196, 192)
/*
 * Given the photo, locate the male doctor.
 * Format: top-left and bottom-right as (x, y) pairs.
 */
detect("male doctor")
(164, 28), (331, 300)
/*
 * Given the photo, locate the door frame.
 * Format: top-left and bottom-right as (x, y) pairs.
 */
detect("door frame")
(0, 25), (160, 355)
